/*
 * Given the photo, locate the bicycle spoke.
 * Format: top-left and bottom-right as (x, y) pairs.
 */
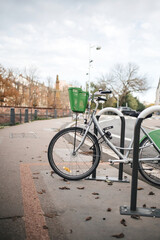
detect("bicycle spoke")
(48, 127), (100, 180)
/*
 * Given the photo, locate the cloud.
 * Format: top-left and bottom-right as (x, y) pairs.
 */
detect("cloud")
(0, 0), (160, 103)
(64, 19), (76, 28)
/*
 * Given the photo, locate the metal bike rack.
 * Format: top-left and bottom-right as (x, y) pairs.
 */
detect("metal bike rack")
(86, 107), (129, 183)
(120, 105), (160, 217)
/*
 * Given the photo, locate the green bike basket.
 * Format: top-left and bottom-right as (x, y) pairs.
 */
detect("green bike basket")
(68, 87), (89, 113)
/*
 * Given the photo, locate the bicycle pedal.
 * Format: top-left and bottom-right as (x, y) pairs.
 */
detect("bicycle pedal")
(103, 126), (113, 131)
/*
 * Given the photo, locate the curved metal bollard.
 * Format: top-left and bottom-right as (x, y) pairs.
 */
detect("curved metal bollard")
(120, 105), (160, 218)
(87, 107), (129, 182)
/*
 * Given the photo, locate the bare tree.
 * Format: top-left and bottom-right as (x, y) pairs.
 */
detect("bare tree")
(0, 65), (20, 106)
(47, 76), (54, 107)
(23, 66), (39, 107)
(99, 63), (149, 106)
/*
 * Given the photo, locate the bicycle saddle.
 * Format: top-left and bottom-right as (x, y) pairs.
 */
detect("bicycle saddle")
(94, 89), (112, 96)
(98, 89), (112, 94)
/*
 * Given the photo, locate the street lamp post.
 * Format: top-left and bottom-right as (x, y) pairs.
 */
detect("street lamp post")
(87, 44), (101, 94)
(117, 95), (119, 108)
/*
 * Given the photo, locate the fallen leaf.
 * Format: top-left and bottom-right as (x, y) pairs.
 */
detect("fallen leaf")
(37, 191), (43, 194)
(92, 192), (99, 195)
(42, 189), (46, 193)
(63, 178), (68, 182)
(50, 171), (54, 176)
(131, 215), (141, 220)
(63, 167), (71, 173)
(120, 219), (127, 226)
(43, 225), (48, 229)
(59, 186), (70, 190)
(85, 216), (92, 221)
(112, 233), (124, 238)
(33, 172), (40, 175)
(107, 208), (112, 212)
(137, 187), (144, 190)
(77, 187), (85, 190)
(95, 197), (99, 199)
(148, 191), (155, 195)
(107, 181), (113, 185)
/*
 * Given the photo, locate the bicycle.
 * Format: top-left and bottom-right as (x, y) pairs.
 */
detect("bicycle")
(48, 88), (160, 186)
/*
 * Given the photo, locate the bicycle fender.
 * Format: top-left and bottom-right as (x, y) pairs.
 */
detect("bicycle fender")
(140, 129), (160, 149)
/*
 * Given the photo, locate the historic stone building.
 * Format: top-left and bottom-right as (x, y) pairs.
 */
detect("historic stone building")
(1, 73), (70, 108)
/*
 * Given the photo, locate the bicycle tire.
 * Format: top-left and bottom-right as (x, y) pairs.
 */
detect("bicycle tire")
(48, 127), (101, 180)
(138, 136), (160, 186)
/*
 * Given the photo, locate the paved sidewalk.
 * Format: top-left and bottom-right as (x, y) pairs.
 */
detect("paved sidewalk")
(0, 117), (160, 240)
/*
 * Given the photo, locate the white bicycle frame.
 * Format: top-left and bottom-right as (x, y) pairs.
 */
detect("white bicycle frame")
(75, 103), (160, 164)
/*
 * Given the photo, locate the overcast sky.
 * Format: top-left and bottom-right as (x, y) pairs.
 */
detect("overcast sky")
(1, 0), (160, 103)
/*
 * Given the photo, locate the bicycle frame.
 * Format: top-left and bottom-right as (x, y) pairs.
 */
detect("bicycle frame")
(75, 110), (160, 164)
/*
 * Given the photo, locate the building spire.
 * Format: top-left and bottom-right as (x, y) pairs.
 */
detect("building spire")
(56, 74), (59, 83)
(55, 74), (62, 108)
(56, 75), (60, 90)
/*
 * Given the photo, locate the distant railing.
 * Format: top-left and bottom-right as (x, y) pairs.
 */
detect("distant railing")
(0, 106), (72, 126)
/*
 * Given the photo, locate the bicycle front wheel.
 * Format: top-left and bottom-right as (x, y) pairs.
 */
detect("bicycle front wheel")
(139, 137), (160, 186)
(48, 127), (101, 180)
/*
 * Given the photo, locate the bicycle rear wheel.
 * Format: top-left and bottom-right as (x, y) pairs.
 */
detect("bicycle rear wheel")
(48, 127), (100, 180)
(139, 137), (160, 186)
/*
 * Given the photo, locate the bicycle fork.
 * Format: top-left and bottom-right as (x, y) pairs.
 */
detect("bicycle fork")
(73, 117), (93, 154)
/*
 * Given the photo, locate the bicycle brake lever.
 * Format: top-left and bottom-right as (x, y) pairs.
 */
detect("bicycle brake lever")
(94, 89), (112, 96)
(97, 96), (107, 102)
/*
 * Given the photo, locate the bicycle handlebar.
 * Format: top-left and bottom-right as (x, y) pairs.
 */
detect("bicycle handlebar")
(94, 89), (112, 96)
(100, 90), (112, 94)
(87, 89), (112, 112)
(97, 96), (107, 102)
